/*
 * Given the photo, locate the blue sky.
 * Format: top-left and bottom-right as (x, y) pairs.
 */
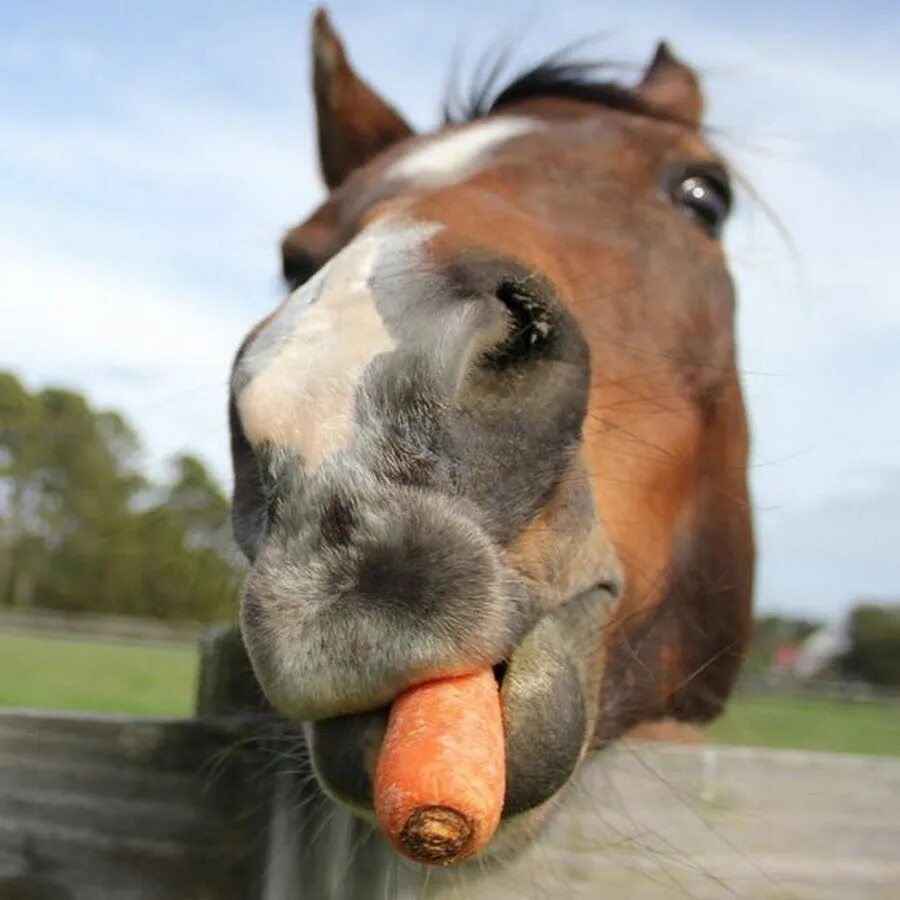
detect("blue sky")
(2, 1), (898, 621)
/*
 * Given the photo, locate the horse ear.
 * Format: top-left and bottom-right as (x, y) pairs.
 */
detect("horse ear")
(635, 41), (704, 128)
(311, 8), (414, 189)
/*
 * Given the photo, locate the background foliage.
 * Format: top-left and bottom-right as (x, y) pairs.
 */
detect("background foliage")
(0, 370), (240, 621)
(840, 603), (900, 687)
(1, 367), (898, 692)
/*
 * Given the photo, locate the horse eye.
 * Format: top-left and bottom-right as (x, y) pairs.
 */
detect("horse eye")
(671, 171), (732, 237)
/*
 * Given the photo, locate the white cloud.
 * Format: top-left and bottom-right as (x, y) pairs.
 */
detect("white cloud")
(2, 1), (898, 621)
(0, 235), (247, 482)
(757, 466), (900, 620)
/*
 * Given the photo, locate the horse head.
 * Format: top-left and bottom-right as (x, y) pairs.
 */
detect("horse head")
(229, 8), (753, 858)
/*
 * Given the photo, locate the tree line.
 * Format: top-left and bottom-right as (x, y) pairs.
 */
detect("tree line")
(745, 608), (900, 688)
(2, 368), (899, 684)
(0, 370), (239, 622)
(842, 603), (900, 688)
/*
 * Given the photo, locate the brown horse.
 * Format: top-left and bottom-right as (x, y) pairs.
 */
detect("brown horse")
(228, 9), (753, 859)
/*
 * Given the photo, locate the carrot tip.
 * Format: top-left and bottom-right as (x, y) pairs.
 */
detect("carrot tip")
(400, 805), (473, 865)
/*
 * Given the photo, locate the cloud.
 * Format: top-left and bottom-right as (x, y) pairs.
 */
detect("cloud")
(757, 467), (900, 620)
(0, 234), (247, 482)
(1, 0), (898, 622)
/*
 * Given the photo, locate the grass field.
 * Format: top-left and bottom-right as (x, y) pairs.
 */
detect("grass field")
(707, 693), (900, 758)
(0, 632), (197, 716)
(1, 632), (899, 757)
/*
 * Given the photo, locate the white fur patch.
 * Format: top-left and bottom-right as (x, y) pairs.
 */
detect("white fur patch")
(385, 117), (538, 188)
(235, 220), (439, 470)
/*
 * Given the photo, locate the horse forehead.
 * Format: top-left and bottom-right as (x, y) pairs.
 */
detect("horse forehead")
(232, 218), (441, 469)
(384, 117), (539, 188)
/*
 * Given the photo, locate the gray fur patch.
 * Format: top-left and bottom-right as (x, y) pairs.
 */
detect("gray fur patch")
(233, 245), (599, 728)
(241, 478), (536, 720)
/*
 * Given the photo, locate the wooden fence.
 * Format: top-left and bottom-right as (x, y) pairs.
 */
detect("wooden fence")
(0, 609), (206, 647)
(1, 625), (899, 899)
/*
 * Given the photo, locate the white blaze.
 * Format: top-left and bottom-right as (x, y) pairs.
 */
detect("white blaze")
(386, 117), (538, 188)
(234, 220), (439, 470)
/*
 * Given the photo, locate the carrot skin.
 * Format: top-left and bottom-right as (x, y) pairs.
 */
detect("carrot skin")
(373, 669), (506, 865)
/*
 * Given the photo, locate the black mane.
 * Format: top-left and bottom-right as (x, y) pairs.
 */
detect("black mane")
(444, 51), (671, 125)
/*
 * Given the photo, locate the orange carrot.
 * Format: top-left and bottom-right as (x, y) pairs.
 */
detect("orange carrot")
(373, 668), (506, 866)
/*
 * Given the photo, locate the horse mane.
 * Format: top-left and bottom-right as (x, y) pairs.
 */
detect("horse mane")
(443, 49), (673, 125)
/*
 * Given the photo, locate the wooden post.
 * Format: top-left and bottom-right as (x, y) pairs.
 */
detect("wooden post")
(196, 622), (268, 717)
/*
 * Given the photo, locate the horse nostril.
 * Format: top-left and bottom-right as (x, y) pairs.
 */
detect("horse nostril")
(445, 256), (559, 366)
(491, 279), (554, 363)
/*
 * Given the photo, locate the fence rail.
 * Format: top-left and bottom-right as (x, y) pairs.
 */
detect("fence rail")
(0, 608), (208, 646)
(0, 710), (269, 899)
(1, 625), (898, 899)
(737, 672), (900, 704)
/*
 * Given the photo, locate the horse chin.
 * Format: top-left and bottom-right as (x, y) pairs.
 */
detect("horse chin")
(304, 585), (615, 860)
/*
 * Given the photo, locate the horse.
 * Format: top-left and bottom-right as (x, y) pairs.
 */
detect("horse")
(228, 7), (754, 862)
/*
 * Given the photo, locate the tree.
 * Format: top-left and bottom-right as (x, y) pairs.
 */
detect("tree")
(0, 370), (239, 621)
(840, 603), (900, 687)
(130, 453), (242, 621)
(741, 614), (821, 675)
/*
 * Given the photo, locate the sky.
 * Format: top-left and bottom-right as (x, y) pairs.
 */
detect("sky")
(1, 1), (898, 621)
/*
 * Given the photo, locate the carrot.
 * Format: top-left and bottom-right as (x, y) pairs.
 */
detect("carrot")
(373, 668), (506, 866)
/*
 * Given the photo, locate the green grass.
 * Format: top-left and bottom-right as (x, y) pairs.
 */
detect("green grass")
(2, 632), (899, 758)
(708, 693), (900, 758)
(0, 632), (198, 717)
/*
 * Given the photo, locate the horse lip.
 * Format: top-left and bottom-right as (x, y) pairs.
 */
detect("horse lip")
(306, 584), (615, 822)
(499, 584), (613, 817)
